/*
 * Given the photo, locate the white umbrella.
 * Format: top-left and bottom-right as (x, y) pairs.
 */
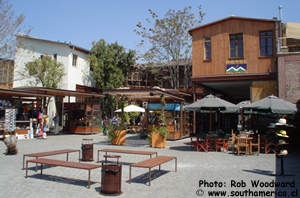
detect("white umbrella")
(115, 104), (145, 113)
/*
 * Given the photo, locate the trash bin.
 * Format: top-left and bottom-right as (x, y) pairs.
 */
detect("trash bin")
(100, 164), (122, 196)
(81, 138), (93, 161)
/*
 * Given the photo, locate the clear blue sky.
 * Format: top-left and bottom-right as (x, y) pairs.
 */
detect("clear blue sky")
(9, 0), (300, 54)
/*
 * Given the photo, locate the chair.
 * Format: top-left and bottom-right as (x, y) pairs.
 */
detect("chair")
(250, 134), (260, 155)
(229, 130), (237, 153)
(196, 138), (209, 152)
(216, 138), (229, 152)
(237, 137), (250, 155)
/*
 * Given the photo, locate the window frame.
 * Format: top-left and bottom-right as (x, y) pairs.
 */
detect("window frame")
(72, 54), (78, 67)
(229, 33), (244, 59)
(259, 31), (273, 57)
(204, 37), (211, 61)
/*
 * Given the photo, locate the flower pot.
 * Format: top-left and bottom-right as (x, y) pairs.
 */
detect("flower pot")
(112, 130), (126, 145)
(151, 132), (166, 148)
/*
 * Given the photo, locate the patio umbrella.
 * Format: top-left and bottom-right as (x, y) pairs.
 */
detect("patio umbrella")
(184, 94), (238, 113)
(115, 104), (145, 113)
(244, 95), (297, 114)
(184, 94), (238, 130)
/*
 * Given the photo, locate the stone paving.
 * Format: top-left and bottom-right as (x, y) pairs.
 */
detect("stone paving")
(0, 133), (299, 198)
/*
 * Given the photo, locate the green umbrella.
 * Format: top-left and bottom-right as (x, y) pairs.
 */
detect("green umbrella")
(244, 95), (297, 114)
(184, 94), (238, 130)
(184, 94), (238, 113)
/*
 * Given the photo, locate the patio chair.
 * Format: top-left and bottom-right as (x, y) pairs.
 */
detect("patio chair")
(194, 133), (209, 152)
(215, 138), (229, 152)
(250, 134), (260, 155)
(197, 138), (209, 152)
(237, 137), (250, 155)
(229, 130), (237, 153)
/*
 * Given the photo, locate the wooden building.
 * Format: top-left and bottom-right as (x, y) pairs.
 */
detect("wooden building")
(189, 16), (280, 102)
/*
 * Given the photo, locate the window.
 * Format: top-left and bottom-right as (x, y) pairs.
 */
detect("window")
(260, 31), (273, 56)
(72, 54), (78, 66)
(230, 33), (243, 58)
(53, 54), (57, 61)
(204, 37), (211, 60)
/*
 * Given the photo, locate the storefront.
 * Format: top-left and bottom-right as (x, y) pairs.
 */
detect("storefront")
(13, 87), (104, 135)
(0, 88), (51, 140)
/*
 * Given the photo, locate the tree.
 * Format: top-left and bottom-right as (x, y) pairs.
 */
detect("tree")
(89, 39), (135, 116)
(134, 6), (204, 89)
(24, 55), (64, 88)
(0, 0), (27, 58)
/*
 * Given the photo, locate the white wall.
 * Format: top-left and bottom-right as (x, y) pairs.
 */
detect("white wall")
(13, 36), (91, 93)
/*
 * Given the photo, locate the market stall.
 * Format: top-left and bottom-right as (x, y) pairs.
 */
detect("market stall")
(13, 87), (104, 135)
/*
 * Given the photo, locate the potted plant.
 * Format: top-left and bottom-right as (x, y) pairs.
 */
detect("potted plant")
(151, 125), (169, 148)
(107, 123), (126, 145)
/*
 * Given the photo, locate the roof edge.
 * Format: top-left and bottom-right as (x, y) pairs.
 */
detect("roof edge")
(188, 16), (279, 35)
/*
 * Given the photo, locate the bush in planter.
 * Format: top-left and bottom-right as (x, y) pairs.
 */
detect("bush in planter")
(151, 126), (169, 148)
(107, 124), (126, 145)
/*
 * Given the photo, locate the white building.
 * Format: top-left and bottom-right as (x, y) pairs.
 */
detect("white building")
(13, 34), (92, 101)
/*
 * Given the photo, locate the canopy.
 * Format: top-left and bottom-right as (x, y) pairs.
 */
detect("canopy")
(244, 95), (297, 114)
(148, 103), (180, 111)
(115, 104), (145, 113)
(184, 94), (238, 113)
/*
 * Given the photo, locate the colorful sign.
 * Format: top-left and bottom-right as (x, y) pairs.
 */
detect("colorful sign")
(226, 64), (247, 73)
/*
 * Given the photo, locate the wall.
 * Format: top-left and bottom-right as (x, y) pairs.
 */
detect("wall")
(13, 36), (91, 93)
(278, 53), (300, 103)
(251, 80), (277, 102)
(191, 18), (276, 78)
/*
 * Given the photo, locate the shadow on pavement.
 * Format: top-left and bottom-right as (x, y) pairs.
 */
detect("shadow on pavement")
(26, 174), (99, 188)
(127, 169), (169, 185)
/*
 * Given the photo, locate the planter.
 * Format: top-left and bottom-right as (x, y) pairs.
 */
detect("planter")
(151, 132), (166, 148)
(112, 130), (126, 145)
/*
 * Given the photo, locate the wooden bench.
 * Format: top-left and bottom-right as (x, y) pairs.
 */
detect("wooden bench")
(23, 149), (80, 170)
(25, 158), (101, 188)
(97, 149), (157, 162)
(129, 156), (177, 186)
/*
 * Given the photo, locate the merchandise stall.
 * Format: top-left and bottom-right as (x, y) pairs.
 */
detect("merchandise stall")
(0, 88), (51, 140)
(14, 87), (104, 135)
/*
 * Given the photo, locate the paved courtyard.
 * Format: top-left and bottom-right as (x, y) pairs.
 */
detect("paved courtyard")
(1, 133), (299, 198)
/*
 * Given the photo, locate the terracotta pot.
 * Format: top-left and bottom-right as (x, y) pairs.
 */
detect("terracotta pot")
(152, 132), (166, 148)
(112, 130), (126, 145)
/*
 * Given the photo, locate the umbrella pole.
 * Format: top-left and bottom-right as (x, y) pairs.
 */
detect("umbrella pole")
(209, 108), (212, 131)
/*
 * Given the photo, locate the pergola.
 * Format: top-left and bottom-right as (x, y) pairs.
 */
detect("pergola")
(103, 87), (192, 140)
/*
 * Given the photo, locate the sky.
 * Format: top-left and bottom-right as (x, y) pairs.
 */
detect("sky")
(9, 0), (300, 54)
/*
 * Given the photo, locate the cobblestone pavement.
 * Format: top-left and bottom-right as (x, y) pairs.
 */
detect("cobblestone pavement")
(1, 133), (299, 198)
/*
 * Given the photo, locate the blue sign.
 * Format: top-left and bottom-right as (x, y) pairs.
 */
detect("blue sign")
(148, 103), (180, 111)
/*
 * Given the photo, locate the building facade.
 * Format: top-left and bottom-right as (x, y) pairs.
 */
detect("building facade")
(189, 16), (279, 102)
(13, 35), (91, 97)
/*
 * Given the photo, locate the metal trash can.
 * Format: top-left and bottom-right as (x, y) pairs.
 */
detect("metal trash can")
(100, 164), (122, 196)
(81, 138), (93, 161)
